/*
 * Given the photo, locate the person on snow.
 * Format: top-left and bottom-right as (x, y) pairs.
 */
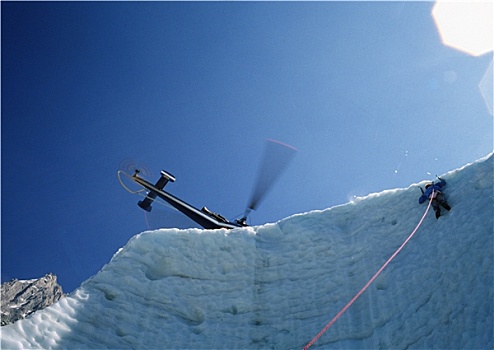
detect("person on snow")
(419, 177), (451, 219)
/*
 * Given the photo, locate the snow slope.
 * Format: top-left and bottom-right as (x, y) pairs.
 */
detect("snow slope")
(1, 154), (492, 349)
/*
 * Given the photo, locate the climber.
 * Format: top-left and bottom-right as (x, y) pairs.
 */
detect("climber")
(419, 177), (451, 219)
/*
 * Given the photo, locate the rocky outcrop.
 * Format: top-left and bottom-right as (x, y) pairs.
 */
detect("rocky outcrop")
(1, 273), (65, 326)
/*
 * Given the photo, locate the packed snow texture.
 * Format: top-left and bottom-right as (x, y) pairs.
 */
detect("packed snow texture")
(1, 154), (492, 349)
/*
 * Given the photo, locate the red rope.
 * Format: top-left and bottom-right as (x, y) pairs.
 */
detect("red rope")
(303, 191), (434, 350)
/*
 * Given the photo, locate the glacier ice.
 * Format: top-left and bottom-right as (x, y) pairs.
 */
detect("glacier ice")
(1, 153), (492, 349)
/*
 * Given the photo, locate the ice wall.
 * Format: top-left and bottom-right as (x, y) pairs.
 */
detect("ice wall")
(1, 154), (492, 349)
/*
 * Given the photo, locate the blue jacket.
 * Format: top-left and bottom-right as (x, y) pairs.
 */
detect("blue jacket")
(419, 179), (446, 204)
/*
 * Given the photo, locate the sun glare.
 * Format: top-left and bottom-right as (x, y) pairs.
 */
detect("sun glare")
(479, 60), (493, 115)
(432, 0), (493, 57)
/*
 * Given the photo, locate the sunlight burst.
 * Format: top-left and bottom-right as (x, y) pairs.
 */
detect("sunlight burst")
(432, 0), (493, 56)
(479, 60), (493, 115)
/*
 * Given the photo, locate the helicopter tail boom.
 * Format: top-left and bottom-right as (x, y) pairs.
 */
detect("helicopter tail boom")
(137, 170), (175, 212)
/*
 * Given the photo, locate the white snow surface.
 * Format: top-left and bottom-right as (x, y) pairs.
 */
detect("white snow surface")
(1, 154), (492, 349)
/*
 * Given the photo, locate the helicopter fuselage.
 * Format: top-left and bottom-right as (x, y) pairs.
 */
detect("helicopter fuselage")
(131, 171), (245, 230)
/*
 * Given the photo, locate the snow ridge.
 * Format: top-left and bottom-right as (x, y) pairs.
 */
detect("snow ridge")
(1, 153), (492, 349)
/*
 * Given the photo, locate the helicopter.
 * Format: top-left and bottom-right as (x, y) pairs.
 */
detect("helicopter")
(118, 139), (297, 230)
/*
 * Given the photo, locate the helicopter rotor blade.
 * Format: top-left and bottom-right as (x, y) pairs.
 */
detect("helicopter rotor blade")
(246, 139), (297, 217)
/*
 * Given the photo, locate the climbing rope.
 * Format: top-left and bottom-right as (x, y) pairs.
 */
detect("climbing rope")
(303, 191), (434, 350)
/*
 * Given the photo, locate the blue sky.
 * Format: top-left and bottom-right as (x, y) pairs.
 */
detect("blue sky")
(2, 1), (492, 293)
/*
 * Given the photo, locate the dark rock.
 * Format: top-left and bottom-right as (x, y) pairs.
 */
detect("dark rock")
(1, 273), (65, 326)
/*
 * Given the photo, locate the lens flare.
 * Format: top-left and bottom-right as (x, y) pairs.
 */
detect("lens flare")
(432, 0), (493, 57)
